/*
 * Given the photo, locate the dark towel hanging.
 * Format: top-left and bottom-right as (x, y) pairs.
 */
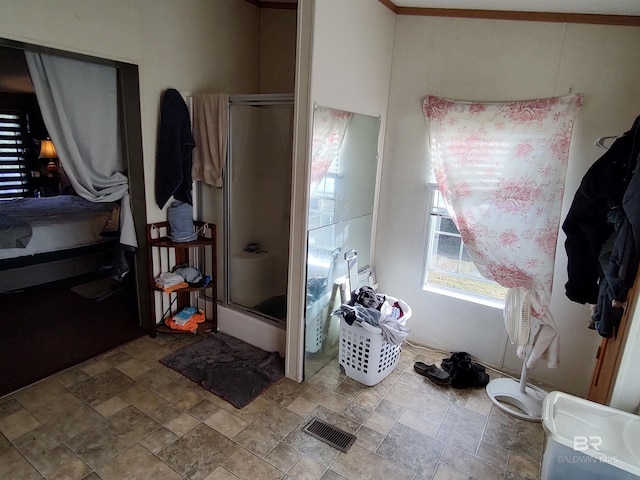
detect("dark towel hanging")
(155, 88), (196, 209)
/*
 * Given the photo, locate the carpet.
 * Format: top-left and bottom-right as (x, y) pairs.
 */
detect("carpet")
(159, 332), (285, 409)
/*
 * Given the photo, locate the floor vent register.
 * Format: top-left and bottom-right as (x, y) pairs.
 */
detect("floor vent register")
(302, 417), (357, 453)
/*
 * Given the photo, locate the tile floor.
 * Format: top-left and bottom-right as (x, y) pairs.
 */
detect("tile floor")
(0, 333), (546, 480)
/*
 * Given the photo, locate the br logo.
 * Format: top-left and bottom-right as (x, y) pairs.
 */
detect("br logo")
(573, 436), (603, 451)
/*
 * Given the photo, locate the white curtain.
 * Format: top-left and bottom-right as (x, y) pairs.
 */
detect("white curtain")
(25, 52), (137, 248)
(423, 94), (583, 368)
(310, 106), (352, 194)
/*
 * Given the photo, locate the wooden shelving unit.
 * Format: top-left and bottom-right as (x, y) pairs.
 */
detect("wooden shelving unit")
(146, 221), (217, 335)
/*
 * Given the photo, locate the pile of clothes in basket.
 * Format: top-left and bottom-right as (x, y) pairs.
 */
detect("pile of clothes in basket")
(332, 285), (411, 345)
(414, 351), (490, 389)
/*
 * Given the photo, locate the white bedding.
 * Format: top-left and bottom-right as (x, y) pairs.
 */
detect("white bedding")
(0, 196), (119, 260)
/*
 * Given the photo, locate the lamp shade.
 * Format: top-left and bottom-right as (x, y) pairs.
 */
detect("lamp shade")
(39, 139), (58, 159)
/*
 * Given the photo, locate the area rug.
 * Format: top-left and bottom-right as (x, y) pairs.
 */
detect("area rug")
(159, 332), (285, 409)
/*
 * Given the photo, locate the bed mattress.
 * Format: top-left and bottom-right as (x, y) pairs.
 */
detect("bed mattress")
(0, 196), (119, 260)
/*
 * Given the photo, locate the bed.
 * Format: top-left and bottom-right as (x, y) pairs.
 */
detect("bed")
(0, 196), (120, 292)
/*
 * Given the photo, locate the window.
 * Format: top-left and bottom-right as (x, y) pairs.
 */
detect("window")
(308, 157), (340, 230)
(422, 95), (582, 311)
(424, 184), (507, 304)
(0, 110), (29, 200)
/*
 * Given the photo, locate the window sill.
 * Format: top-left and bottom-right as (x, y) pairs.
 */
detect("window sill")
(423, 284), (504, 310)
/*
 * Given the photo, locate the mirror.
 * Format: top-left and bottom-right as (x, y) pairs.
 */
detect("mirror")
(304, 105), (380, 379)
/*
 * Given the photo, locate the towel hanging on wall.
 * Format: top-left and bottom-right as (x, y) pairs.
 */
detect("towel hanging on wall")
(155, 88), (196, 209)
(191, 93), (229, 188)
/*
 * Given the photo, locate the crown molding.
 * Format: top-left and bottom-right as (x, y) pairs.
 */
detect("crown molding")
(379, 1), (640, 26)
(244, 0), (297, 10)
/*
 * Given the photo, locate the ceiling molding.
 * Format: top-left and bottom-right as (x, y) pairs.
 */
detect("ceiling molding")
(379, 0), (398, 14)
(244, 0), (297, 9)
(379, 1), (640, 26)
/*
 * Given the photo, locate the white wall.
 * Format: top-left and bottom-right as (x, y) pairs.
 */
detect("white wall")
(376, 15), (640, 396)
(311, 0), (395, 119)
(260, 8), (297, 94)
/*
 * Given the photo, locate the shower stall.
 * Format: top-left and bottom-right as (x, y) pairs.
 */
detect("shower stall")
(216, 94), (294, 331)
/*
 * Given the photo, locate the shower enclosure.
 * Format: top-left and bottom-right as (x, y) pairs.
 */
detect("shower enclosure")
(222, 94), (294, 328)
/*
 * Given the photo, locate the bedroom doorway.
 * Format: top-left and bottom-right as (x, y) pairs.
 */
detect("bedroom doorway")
(0, 40), (149, 396)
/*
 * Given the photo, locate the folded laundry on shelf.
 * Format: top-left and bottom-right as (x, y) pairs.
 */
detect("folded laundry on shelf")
(172, 306), (199, 326)
(158, 281), (189, 293)
(190, 274), (211, 288)
(165, 307), (205, 333)
(172, 264), (203, 284)
(155, 266), (208, 292)
(155, 271), (184, 287)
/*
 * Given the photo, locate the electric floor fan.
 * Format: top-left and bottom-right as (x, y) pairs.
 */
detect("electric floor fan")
(486, 288), (548, 422)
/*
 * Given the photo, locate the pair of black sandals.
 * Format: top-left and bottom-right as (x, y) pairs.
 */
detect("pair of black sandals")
(414, 351), (490, 389)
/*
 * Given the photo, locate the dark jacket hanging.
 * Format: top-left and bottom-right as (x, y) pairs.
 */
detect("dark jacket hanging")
(562, 115), (640, 337)
(155, 88), (196, 209)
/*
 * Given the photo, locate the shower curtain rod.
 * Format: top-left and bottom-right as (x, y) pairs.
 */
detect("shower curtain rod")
(229, 93), (294, 106)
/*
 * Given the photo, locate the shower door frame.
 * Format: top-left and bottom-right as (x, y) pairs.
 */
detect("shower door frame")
(224, 93), (295, 322)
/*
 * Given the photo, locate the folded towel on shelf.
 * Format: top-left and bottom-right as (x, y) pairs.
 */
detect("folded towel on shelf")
(157, 281), (189, 293)
(155, 271), (185, 287)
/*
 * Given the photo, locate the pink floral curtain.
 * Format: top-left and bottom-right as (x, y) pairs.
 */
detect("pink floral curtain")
(423, 94), (583, 368)
(310, 106), (352, 194)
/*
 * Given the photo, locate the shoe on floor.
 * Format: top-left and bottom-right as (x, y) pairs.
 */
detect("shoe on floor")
(450, 359), (490, 389)
(414, 361), (450, 386)
(441, 352), (485, 373)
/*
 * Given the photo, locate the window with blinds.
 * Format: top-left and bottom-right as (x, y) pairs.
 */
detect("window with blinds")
(424, 184), (507, 304)
(0, 110), (29, 200)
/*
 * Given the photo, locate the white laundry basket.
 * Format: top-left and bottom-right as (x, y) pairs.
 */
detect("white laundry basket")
(305, 309), (325, 354)
(338, 296), (411, 386)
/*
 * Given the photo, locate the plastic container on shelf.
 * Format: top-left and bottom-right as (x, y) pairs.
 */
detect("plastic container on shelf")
(338, 296), (411, 386)
(541, 390), (640, 480)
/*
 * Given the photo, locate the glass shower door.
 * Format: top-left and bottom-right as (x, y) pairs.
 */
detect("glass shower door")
(227, 100), (293, 326)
